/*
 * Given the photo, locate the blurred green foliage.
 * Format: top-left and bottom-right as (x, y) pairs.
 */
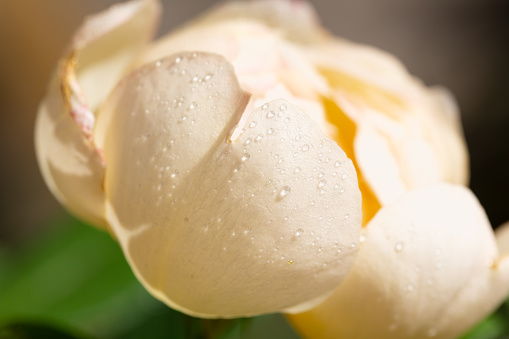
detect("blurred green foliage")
(0, 215), (299, 339)
(0, 214), (508, 338)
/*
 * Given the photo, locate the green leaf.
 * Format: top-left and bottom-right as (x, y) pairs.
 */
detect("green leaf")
(0, 214), (301, 339)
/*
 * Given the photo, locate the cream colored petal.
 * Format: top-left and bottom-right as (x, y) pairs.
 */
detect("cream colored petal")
(329, 82), (468, 205)
(35, 76), (107, 227)
(289, 184), (509, 339)
(354, 122), (407, 204)
(308, 39), (423, 108)
(190, 0), (326, 44)
(97, 52), (362, 318)
(425, 87), (469, 186)
(137, 20), (329, 97)
(496, 221), (509, 254)
(35, 0), (160, 228)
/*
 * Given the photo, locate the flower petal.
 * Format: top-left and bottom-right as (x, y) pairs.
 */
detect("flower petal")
(35, 0), (160, 227)
(288, 184), (509, 339)
(496, 221), (509, 254)
(96, 52), (362, 318)
(192, 0), (325, 44)
(316, 40), (469, 204)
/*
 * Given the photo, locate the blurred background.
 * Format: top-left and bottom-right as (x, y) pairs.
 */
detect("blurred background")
(0, 0), (508, 337)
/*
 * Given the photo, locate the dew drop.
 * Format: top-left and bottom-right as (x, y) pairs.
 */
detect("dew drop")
(284, 117), (291, 123)
(155, 61), (161, 67)
(255, 134), (264, 142)
(262, 103), (269, 110)
(279, 186), (292, 199)
(294, 167), (301, 174)
(395, 242), (404, 252)
(266, 111), (275, 118)
(341, 173), (348, 180)
(335, 161), (341, 167)
(280, 103), (288, 110)
(302, 144), (310, 152)
(175, 56), (181, 63)
(317, 179), (326, 188)
(267, 128), (274, 134)
(244, 138), (252, 145)
(188, 102), (197, 110)
(360, 235), (366, 243)
(295, 228), (304, 237)
(241, 153), (251, 162)
(249, 121), (257, 128)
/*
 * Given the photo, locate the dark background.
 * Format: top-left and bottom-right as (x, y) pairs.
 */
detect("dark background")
(0, 0), (508, 246)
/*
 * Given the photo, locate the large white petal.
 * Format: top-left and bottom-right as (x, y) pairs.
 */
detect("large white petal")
(289, 184), (509, 339)
(35, 0), (160, 227)
(96, 52), (362, 318)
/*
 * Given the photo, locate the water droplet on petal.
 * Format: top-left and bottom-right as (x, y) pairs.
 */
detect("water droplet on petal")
(294, 167), (301, 174)
(241, 153), (251, 162)
(302, 144), (310, 152)
(295, 228), (304, 237)
(188, 102), (197, 110)
(267, 111), (275, 118)
(262, 103), (269, 110)
(279, 186), (292, 199)
(317, 179), (326, 188)
(280, 103), (288, 110)
(255, 134), (264, 142)
(395, 242), (404, 252)
(335, 161), (341, 167)
(249, 121), (257, 128)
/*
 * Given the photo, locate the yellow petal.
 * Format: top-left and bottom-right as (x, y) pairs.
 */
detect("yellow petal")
(35, 0), (160, 227)
(288, 184), (509, 339)
(96, 52), (362, 318)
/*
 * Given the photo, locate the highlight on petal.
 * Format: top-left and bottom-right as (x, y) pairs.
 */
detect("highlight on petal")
(288, 184), (509, 339)
(35, 0), (160, 228)
(95, 52), (362, 318)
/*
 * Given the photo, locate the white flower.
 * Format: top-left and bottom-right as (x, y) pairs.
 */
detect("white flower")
(34, 0), (509, 336)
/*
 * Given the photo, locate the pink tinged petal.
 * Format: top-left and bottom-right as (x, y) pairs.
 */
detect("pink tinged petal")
(289, 184), (509, 339)
(96, 52), (362, 318)
(196, 0), (325, 44)
(35, 0), (160, 228)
